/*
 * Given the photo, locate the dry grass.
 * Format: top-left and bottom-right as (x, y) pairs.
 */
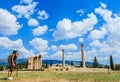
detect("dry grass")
(0, 68), (120, 82)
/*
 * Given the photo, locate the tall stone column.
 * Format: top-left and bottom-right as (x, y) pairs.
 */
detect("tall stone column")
(38, 55), (42, 69)
(62, 49), (65, 67)
(81, 44), (86, 68)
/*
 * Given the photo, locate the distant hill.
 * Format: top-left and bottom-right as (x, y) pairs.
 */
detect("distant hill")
(0, 58), (95, 67)
(0, 58), (8, 66)
(42, 60), (94, 66)
(0, 58), (27, 66)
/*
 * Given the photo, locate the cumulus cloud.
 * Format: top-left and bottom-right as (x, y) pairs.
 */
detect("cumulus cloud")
(49, 28), (55, 32)
(20, 0), (33, 4)
(39, 51), (49, 59)
(12, 2), (38, 18)
(0, 37), (22, 49)
(94, 2), (120, 50)
(90, 40), (101, 47)
(76, 9), (84, 16)
(48, 45), (58, 51)
(85, 48), (98, 61)
(53, 13), (98, 40)
(95, 4), (112, 23)
(79, 38), (84, 42)
(19, 47), (34, 58)
(0, 8), (21, 35)
(89, 40), (114, 62)
(84, 2), (120, 64)
(28, 18), (39, 26)
(100, 2), (107, 8)
(49, 44), (79, 60)
(0, 37), (34, 57)
(65, 51), (81, 60)
(50, 50), (62, 59)
(59, 44), (77, 51)
(32, 25), (48, 36)
(88, 27), (107, 40)
(95, 3), (120, 38)
(50, 50), (81, 60)
(38, 10), (49, 20)
(29, 38), (48, 51)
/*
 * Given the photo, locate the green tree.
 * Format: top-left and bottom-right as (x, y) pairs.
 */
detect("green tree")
(45, 60), (48, 68)
(0, 66), (3, 71)
(110, 55), (114, 70)
(93, 56), (99, 68)
(17, 62), (28, 69)
(50, 60), (52, 66)
(71, 61), (74, 66)
(80, 61), (82, 67)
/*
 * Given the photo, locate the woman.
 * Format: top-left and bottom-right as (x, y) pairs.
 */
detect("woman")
(8, 49), (19, 80)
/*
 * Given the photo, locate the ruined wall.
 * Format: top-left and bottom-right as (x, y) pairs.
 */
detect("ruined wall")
(28, 56), (34, 69)
(28, 55), (42, 70)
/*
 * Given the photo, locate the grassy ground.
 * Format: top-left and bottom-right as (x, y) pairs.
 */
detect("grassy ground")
(0, 70), (120, 82)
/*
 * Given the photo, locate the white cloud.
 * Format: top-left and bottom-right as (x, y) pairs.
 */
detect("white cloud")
(88, 40), (116, 64)
(88, 27), (107, 40)
(95, 4), (112, 23)
(85, 48), (98, 61)
(32, 25), (48, 36)
(29, 38), (48, 51)
(39, 51), (48, 59)
(76, 9), (84, 16)
(38, 10), (49, 20)
(0, 37), (22, 49)
(0, 8), (21, 35)
(59, 44), (77, 51)
(79, 38), (84, 42)
(82, 3), (120, 64)
(19, 47), (34, 58)
(53, 13), (98, 40)
(28, 18), (39, 26)
(0, 37), (34, 57)
(48, 45), (58, 51)
(40, 51), (48, 56)
(50, 50), (61, 59)
(90, 40), (101, 47)
(65, 51), (81, 60)
(20, 0), (33, 4)
(12, 2), (38, 18)
(94, 2), (120, 54)
(49, 44), (78, 60)
(50, 50), (81, 61)
(49, 28), (55, 32)
(100, 2), (107, 8)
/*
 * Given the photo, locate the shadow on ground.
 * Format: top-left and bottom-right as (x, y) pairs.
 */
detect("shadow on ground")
(0, 78), (7, 80)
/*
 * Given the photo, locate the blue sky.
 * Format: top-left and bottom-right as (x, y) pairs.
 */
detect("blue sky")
(0, 0), (120, 65)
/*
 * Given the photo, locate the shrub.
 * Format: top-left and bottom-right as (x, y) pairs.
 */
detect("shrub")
(115, 64), (120, 70)
(0, 66), (3, 71)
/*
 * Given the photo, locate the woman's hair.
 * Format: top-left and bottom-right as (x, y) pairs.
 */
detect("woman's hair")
(13, 49), (17, 54)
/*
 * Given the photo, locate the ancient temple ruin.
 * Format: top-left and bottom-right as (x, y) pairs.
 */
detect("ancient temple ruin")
(27, 55), (42, 70)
